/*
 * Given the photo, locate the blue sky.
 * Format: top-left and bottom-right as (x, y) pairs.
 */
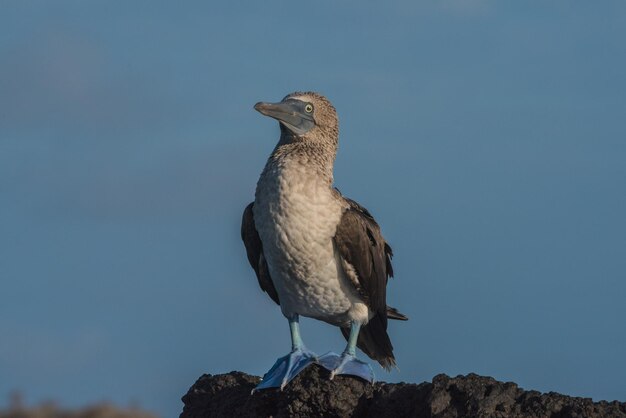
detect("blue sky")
(1, 1), (625, 417)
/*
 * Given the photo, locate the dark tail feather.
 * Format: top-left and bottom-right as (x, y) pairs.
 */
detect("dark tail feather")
(387, 306), (408, 321)
(341, 314), (396, 370)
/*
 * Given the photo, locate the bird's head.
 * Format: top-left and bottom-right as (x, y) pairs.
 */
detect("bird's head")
(254, 92), (338, 144)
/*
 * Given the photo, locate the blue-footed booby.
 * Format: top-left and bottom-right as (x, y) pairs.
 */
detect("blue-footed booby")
(242, 91), (407, 391)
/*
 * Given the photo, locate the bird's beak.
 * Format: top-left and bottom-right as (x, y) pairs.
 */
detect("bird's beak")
(254, 100), (315, 135)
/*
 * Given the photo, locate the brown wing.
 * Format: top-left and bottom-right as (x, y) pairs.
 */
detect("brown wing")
(334, 195), (406, 369)
(241, 202), (279, 305)
(334, 197), (393, 318)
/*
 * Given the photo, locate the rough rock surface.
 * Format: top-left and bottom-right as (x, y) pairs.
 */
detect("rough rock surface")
(180, 365), (625, 418)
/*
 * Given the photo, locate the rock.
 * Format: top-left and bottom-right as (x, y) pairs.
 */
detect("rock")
(180, 365), (626, 418)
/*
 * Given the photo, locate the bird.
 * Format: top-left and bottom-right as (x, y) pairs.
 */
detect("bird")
(241, 91), (407, 391)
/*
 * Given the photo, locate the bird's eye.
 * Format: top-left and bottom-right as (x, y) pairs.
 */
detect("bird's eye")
(305, 104), (313, 113)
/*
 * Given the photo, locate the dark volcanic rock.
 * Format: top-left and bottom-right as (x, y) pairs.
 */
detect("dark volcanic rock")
(180, 365), (626, 418)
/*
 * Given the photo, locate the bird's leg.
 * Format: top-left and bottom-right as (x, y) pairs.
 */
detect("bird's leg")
(318, 322), (375, 383)
(253, 315), (318, 392)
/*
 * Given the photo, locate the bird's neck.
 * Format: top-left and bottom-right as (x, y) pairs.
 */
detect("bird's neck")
(268, 139), (337, 186)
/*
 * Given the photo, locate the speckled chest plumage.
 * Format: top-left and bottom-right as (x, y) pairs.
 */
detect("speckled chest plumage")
(253, 155), (365, 325)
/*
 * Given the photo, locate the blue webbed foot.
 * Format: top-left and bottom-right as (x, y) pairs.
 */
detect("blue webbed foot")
(253, 347), (318, 392)
(318, 351), (375, 383)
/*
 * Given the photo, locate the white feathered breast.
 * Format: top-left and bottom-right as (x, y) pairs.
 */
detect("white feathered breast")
(253, 158), (369, 326)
